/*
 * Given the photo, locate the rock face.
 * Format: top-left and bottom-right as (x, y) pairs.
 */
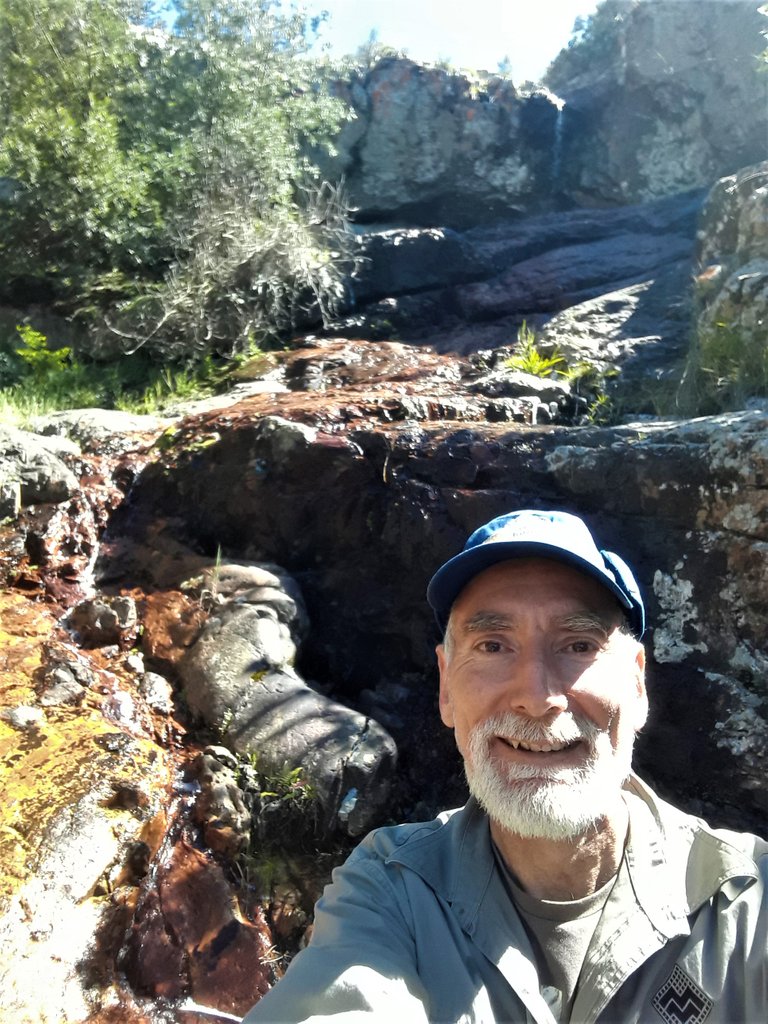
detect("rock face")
(545, 0), (768, 205)
(321, 59), (561, 227)
(0, 593), (173, 1024)
(694, 161), (768, 358)
(331, 190), (703, 416)
(121, 835), (274, 1017)
(324, 3), (766, 225)
(0, 424), (80, 511)
(124, 394), (768, 836)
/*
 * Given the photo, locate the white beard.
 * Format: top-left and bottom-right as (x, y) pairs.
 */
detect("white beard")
(465, 711), (634, 841)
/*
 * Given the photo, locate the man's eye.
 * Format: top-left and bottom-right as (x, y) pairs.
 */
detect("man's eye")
(565, 639), (599, 654)
(476, 639), (504, 653)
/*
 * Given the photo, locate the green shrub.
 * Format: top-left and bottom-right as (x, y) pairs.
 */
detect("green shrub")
(677, 322), (768, 416)
(0, 0), (352, 361)
(15, 325), (71, 376)
(0, 324), (227, 424)
(99, 180), (355, 362)
(504, 322), (620, 423)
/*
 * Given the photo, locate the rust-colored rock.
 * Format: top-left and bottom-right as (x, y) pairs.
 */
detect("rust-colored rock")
(124, 836), (274, 1017)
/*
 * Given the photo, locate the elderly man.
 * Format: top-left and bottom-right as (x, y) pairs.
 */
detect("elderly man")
(243, 510), (767, 1024)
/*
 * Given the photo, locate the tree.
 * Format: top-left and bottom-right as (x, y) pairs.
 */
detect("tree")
(0, 0), (352, 361)
(0, 0), (154, 298)
(544, 0), (632, 90)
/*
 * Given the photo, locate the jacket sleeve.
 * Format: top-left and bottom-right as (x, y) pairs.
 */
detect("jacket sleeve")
(241, 841), (432, 1023)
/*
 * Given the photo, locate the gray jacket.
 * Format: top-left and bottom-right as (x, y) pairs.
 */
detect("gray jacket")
(242, 776), (767, 1023)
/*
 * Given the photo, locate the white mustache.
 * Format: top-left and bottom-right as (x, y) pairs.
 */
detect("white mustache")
(471, 711), (602, 749)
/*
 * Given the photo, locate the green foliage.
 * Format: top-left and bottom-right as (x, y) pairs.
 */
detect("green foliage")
(237, 754), (319, 856)
(0, 0), (352, 363)
(104, 180), (354, 360)
(545, 0), (630, 89)
(677, 322), (768, 416)
(255, 763), (315, 804)
(561, 360), (620, 424)
(0, 1), (156, 294)
(15, 324), (71, 375)
(241, 755), (315, 806)
(505, 322), (566, 377)
(0, 324), (225, 425)
(504, 322), (620, 424)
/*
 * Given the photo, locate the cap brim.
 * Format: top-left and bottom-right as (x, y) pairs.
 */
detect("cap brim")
(426, 541), (635, 632)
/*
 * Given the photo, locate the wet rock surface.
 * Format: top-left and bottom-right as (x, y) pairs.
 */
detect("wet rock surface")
(0, 423), (282, 1023)
(329, 191), (703, 408)
(122, 835), (274, 1016)
(0, 593), (174, 1024)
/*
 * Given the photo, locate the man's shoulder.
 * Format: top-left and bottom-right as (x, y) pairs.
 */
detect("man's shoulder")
(632, 775), (767, 859)
(626, 775), (768, 912)
(355, 803), (469, 862)
(344, 799), (491, 899)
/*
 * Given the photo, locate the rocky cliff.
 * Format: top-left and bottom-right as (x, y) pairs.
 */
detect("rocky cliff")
(322, 1), (766, 224)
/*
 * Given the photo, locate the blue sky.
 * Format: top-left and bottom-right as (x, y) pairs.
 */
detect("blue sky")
(304, 0), (601, 83)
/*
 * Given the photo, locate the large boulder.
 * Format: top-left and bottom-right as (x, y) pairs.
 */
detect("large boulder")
(319, 59), (565, 227)
(0, 425), (79, 510)
(694, 161), (768, 352)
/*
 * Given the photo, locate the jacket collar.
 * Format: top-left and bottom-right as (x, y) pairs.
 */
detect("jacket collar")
(385, 775), (760, 936)
(622, 774), (760, 927)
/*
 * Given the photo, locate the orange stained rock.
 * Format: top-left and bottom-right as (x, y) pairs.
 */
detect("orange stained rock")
(141, 590), (207, 667)
(0, 590), (172, 907)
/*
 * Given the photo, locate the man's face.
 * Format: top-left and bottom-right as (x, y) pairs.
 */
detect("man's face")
(436, 558), (647, 840)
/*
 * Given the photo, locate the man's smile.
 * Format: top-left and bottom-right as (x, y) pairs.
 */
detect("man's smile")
(497, 736), (580, 753)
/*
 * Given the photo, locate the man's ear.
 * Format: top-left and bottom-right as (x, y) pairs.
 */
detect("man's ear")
(436, 644), (455, 728)
(632, 642), (649, 732)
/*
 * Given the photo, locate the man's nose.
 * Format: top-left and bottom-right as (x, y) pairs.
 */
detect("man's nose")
(507, 649), (568, 717)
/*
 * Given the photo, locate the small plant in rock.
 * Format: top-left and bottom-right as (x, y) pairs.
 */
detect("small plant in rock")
(502, 324), (626, 425)
(562, 361), (620, 424)
(230, 752), (322, 934)
(238, 754), (318, 852)
(505, 322), (566, 378)
(258, 763), (314, 804)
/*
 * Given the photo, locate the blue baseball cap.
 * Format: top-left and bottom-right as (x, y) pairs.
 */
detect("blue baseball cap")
(426, 509), (645, 638)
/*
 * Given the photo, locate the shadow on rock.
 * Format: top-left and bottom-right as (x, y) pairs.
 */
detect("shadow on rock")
(178, 560), (397, 840)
